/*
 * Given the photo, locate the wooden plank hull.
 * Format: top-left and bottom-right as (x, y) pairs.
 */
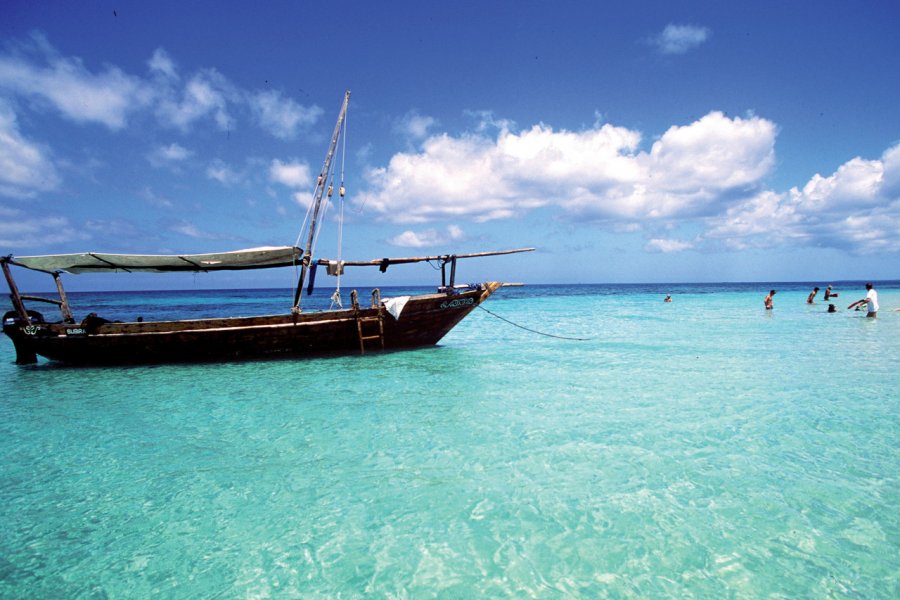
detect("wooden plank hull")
(3, 284), (501, 365)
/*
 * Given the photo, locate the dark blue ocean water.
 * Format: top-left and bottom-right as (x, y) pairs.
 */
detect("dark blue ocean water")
(2, 281), (898, 597)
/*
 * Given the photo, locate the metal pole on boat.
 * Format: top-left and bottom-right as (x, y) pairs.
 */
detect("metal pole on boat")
(293, 90), (351, 312)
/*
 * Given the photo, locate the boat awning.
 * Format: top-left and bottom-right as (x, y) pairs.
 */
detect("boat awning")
(9, 246), (302, 274)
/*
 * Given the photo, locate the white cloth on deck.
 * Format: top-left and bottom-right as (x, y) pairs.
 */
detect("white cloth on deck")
(383, 296), (410, 320)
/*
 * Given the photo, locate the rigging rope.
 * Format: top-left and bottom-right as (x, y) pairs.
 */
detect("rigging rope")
(332, 182), (345, 309)
(476, 305), (591, 341)
(291, 157), (324, 302)
(294, 177), (319, 249)
(336, 190), (344, 268)
(310, 179), (331, 257)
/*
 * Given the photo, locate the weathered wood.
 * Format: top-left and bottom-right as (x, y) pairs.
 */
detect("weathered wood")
(3, 283), (503, 365)
(1, 259), (30, 323)
(20, 295), (64, 306)
(53, 272), (74, 322)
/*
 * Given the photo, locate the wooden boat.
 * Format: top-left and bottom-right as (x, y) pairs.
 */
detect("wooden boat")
(1, 91), (532, 365)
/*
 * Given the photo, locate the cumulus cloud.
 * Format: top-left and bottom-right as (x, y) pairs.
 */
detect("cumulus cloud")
(360, 110), (898, 255)
(388, 224), (465, 248)
(704, 144), (900, 253)
(0, 101), (60, 198)
(652, 24), (711, 55)
(250, 90), (322, 140)
(566, 112), (776, 220)
(358, 111), (775, 225)
(1, 35), (894, 258)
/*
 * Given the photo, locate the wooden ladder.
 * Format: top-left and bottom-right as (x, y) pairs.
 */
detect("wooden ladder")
(355, 289), (385, 354)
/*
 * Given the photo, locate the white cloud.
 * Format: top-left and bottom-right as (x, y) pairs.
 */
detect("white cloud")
(140, 187), (174, 209)
(250, 90), (322, 140)
(206, 159), (241, 185)
(0, 205), (86, 247)
(465, 110), (516, 134)
(358, 111), (775, 225)
(148, 48), (178, 81)
(796, 155), (884, 213)
(358, 111), (899, 254)
(652, 24), (711, 55)
(387, 225), (465, 248)
(269, 159), (312, 189)
(0, 36), (326, 152)
(645, 238), (694, 253)
(168, 220), (231, 240)
(170, 222), (205, 237)
(154, 69), (234, 132)
(0, 34), (153, 130)
(83, 218), (145, 240)
(147, 142), (192, 167)
(291, 191), (312, 208)
(0, 39), (320, 137)
(395, 111), (437, 141)
(704, 144), (900, 253)
(0, 101), (60, 198)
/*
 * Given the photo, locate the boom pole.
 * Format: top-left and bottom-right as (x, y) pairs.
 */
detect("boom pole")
(293, 90), (351, 311)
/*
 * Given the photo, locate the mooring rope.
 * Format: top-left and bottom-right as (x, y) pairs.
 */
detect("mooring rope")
(477, 305), (591, 341)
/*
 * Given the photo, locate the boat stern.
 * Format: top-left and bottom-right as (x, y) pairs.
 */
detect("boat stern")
(2, 311), (39, 364)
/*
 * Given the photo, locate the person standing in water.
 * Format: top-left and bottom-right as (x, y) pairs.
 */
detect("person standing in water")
(848, 283), (879, 318)
(764, 290), (775, 310)
(807, 287), (819, 304)
(863, 283), (879, 317)
(824, 285), (838, 300)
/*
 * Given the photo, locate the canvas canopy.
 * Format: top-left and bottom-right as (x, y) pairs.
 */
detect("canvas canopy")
(10, 246), (302, 274)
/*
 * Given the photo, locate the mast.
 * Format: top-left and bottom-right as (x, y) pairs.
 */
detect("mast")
(293, 90), (351, 311)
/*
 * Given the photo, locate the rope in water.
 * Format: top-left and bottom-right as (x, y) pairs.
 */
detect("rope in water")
(477, 305), (591, 341)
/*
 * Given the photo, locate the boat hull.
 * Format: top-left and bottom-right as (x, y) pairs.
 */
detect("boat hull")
(3, 284), (501, 365)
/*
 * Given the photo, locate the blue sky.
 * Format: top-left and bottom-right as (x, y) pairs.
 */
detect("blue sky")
(1, 1), (899, 291)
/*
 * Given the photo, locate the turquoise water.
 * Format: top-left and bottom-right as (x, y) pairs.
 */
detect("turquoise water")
(2, 282), (898, 597)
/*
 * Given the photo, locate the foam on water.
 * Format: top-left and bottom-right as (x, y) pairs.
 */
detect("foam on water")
(2, 282), (898, 597)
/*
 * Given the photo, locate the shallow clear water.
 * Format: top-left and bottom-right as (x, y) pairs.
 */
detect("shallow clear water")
(2, 282), (898, 597)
